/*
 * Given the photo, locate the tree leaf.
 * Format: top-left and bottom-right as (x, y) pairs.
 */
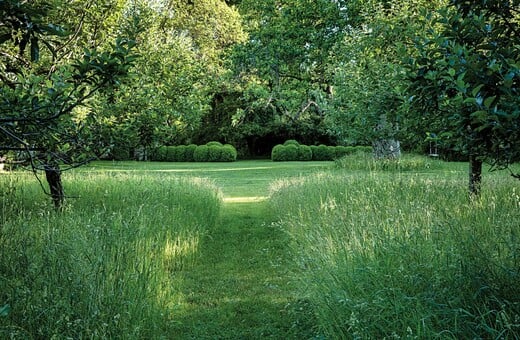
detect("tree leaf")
(0, 304), (10, 317)
(30, 37), (40, 62)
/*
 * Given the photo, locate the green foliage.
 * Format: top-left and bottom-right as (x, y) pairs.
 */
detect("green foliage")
(335, 153), (443, 172)
(270, 171), (520, 338)
(407, 1), (520, 176)
(193, 145), (209, 162)
(311, 145), (334, 161)
(150, 143), (237, 162)
(0, 172), (221, 338)
(297, 145), (312, 161)
(271, 145), (285, 161)
(221, 144), (238, 162)
(185, 144), (198, 162)
(272, 144), (311, 161)
(283, 140), (300, 147)
(206, 141), (224, 147)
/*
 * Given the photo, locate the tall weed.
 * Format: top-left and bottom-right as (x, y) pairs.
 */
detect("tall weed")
(0, 172), (221, 338)
(270, 172), (520, 338)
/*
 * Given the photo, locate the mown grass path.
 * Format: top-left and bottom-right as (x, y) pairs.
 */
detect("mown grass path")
(170, 200), (317, 338)
(104, 161), (332, 338)
(86, 160), (332, 337)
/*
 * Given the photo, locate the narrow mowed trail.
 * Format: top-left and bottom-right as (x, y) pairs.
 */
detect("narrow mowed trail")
(170, 200), (317, 339)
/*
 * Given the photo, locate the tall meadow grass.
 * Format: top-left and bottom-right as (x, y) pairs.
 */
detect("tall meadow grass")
(0, 171), (221, 338)
(270, 171), (520, 338)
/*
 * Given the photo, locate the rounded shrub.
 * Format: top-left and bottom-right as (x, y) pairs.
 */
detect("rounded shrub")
(185, 144), (197, 162)
(298, 145), (313, 161)
(312, 144), (334, 161)
(355, 145), (373, 153)
(165, 146), (176, 161)
(207, 145), (222, 162)
(345, 146), (356, 155)
(175, 145), (188, 162)
(335, 146), (349, 159)
(284, 144), (299, 161)
(152, 146), (168, 161)
(206, 141), (223, 147)
(193, 145), (209, 162)
(283, 139), (300, 147)
(272, 144), (285, 161)
(221, 144), (238, 162)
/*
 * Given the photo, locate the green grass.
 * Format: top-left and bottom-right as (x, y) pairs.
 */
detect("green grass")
(1, 158), (519, 338)
(270, 166), (520, 338)
(83, 160), (332, 198)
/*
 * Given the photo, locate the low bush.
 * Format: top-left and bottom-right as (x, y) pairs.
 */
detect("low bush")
(272, 144), (310, 161)
(312, 144), (335, 161)
(297, 145), (313, 161)
(271, 144), (285, 161)
(150, 143), (237, 162)
(283, 140), (300, 147)
(185, 144), (197, 162)
(193, 145), (209, 162)
(221, 144), (238, 162)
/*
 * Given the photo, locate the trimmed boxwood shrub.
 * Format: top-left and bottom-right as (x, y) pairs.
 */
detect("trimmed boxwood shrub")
(207, 145), (222, 162)
(152, 146), (168, 161)
(151, 143), (237, 162)
(272, 144), (285, 161)
(221, 144), (237, 162)
(283, 139), (300, 147)
(193, 145), (209, 162)
(185, 144), (197, 162)
(335, 146), (349, 159)
(174, 145), (187, 161)
(206, 141), (224, 147)
(298, 145), (313, 161)
(312, 144), (335, 161)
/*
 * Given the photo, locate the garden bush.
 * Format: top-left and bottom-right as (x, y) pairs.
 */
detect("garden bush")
(271, 144), (285, 161)
(272, 144), (304, 161)
(207, 145), (222, 162)
(312, 144), (335, 161)
(297, 145), (312, 161)
(152, 146), (168, 161)
(150, 143), (237, 162)
(173, 145), (187, 162)
(185, 144), (197, 162)
(193, 145), (209, 162)
(283, 139), (300, 147)
(221, 144), (238, 162)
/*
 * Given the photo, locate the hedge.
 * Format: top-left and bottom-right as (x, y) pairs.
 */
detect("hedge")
(272, 141), (373, 161)
(151, 142), (237, 162)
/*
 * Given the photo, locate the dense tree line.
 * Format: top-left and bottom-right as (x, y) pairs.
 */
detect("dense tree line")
(1, 0), (519, 204)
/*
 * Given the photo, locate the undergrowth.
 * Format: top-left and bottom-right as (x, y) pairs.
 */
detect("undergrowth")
(270, 172), (520, 338)
(0, 172), (221, 338)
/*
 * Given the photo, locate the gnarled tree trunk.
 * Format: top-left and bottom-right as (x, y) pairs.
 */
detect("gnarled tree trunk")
(44, 164), (64, 209)
(469, 155), (482, 198)
(373, 139), (401, 159)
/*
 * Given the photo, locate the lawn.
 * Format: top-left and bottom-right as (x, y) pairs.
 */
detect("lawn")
(1, 157), (518, 338)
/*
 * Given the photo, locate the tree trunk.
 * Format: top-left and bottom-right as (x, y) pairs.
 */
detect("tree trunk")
(373, 139), (401, 159)
(44, 164), (64, 209)
(469, 155), (482, 198)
